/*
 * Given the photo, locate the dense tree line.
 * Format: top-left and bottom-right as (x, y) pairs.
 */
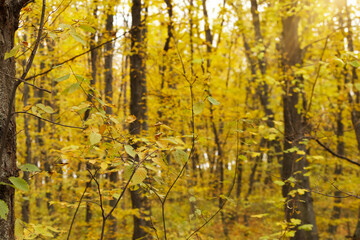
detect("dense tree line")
(1, 0), (360, 239)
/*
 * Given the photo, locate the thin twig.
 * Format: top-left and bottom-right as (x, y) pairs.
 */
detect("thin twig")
(306, 36), (329, 115)
(0, 71), (51, 93)
(15, 111), (84, 129)
(25, 32), (128, 81)
(312, 137), (360, 167)
(86, 150), (156, 240)
(160, 45), (196, 240)
(66, 168), (98, 240)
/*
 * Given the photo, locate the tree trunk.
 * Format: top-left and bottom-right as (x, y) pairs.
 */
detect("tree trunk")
(104, 8), (118, 239)
(280, 1), (318, 239)
(327, 64), (345, 238)
(85, 4), (98, 224)
(342, 2), (360, 239)
(21, 32), (31, 224)
(130, 0), (151, 239)
(0, 1), (29, 239)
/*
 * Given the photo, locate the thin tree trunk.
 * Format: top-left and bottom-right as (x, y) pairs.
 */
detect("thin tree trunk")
(104, 8), (118, 239)
(130, 1), (151, 239)
(21, 31), (31, 224)
(201, 0), (228, 237)
(85, 4), (98, 224)
(341, 2), (360, 239)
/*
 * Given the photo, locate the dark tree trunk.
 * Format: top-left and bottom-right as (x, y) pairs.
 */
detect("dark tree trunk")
(130, 0), (151, 239)
(342, 2), (360, 239)
(280, 1), (318, 239)
(250, 0), (279, 185)
(103, 8), (118, 239)
(21, 32), (31, 224)
(0, 1), (30, 239)
(21, 84), (31, 224)
(201, 0), (228, 237)
(85, 5), (98, 224)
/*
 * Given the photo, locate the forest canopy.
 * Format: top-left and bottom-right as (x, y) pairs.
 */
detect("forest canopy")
(1, 0), (360, 239)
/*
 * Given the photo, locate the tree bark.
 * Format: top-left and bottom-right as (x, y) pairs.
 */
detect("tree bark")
(130, 0), (151, 239)
(280, 1), (318, 239)
(342, 2), (360, 239)
(104, 8), (118, 240)
(0, 1), (29, 239)
(21, 32), (31, 224)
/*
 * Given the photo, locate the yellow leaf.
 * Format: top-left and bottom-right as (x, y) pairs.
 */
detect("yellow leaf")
(23, 105), (32, 111)
(100, 162), (108, 171)
(125, 115), (136, 123)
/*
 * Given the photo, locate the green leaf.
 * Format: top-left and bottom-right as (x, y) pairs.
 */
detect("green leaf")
(9, 177), (29, 192)
(274, 180), (285, 186)
(0, 200), (8, 219)
(89, 132), (101, 145)
(124, 165), (135, 180)
(74, 74), (85, 81)
(195, 209), (202, 216)
(298, 224), (313, 231)
(173, 149), (188, 164)
(36, 103), (55, 114)
(349, 60), (360, 68)
(19, 164), (40, 172)
(193, 101), (205, 115)
(189, 196), (196, 202)
(290, 218), (301, 226)
(333, 57), (344, 67)
(207, 96), (220, 105)
(70, 31), (86, 46)
(4, 45), (21, 60)
(131, 167), (147, 185)
(79, 24), (96, 33)
(63, 82), (80, 95)
(54, 74), (70, 82)
(15, 219), (24, 240)
(125, 145), (136, 158)
(95, 97), (106, 106)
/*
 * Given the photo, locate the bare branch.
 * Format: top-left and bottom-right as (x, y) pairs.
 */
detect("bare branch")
(0, 70), (51, 93)
(67, 169), (99, 240)
(312, 138), (360, 167)
(25, 32), (128, 81)
(15, 111), (84, 129)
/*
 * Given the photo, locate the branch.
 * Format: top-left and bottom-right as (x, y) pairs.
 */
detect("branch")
(15, 111), (84, 129)
(18, 0), (32, 8)
(104, 152), (153, 220)
(0, 70), (51, 93)
(21, 0), (46, 80)
(66, 169), (98, 240)
(312, 138), (360, 167)
(25, 32), (128, 81)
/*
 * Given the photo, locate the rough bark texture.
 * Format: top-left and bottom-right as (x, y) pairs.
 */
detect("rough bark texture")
(280, 1), (318, 239)
(21, 32), (31, 223)
(21, 83), (31, 223)
(0, 1), (28, 239)
(85, 3), (98, 224)
(130, 0), (151, 239)
(104, 9), (118, 240)
(327, 70), (344, 238)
